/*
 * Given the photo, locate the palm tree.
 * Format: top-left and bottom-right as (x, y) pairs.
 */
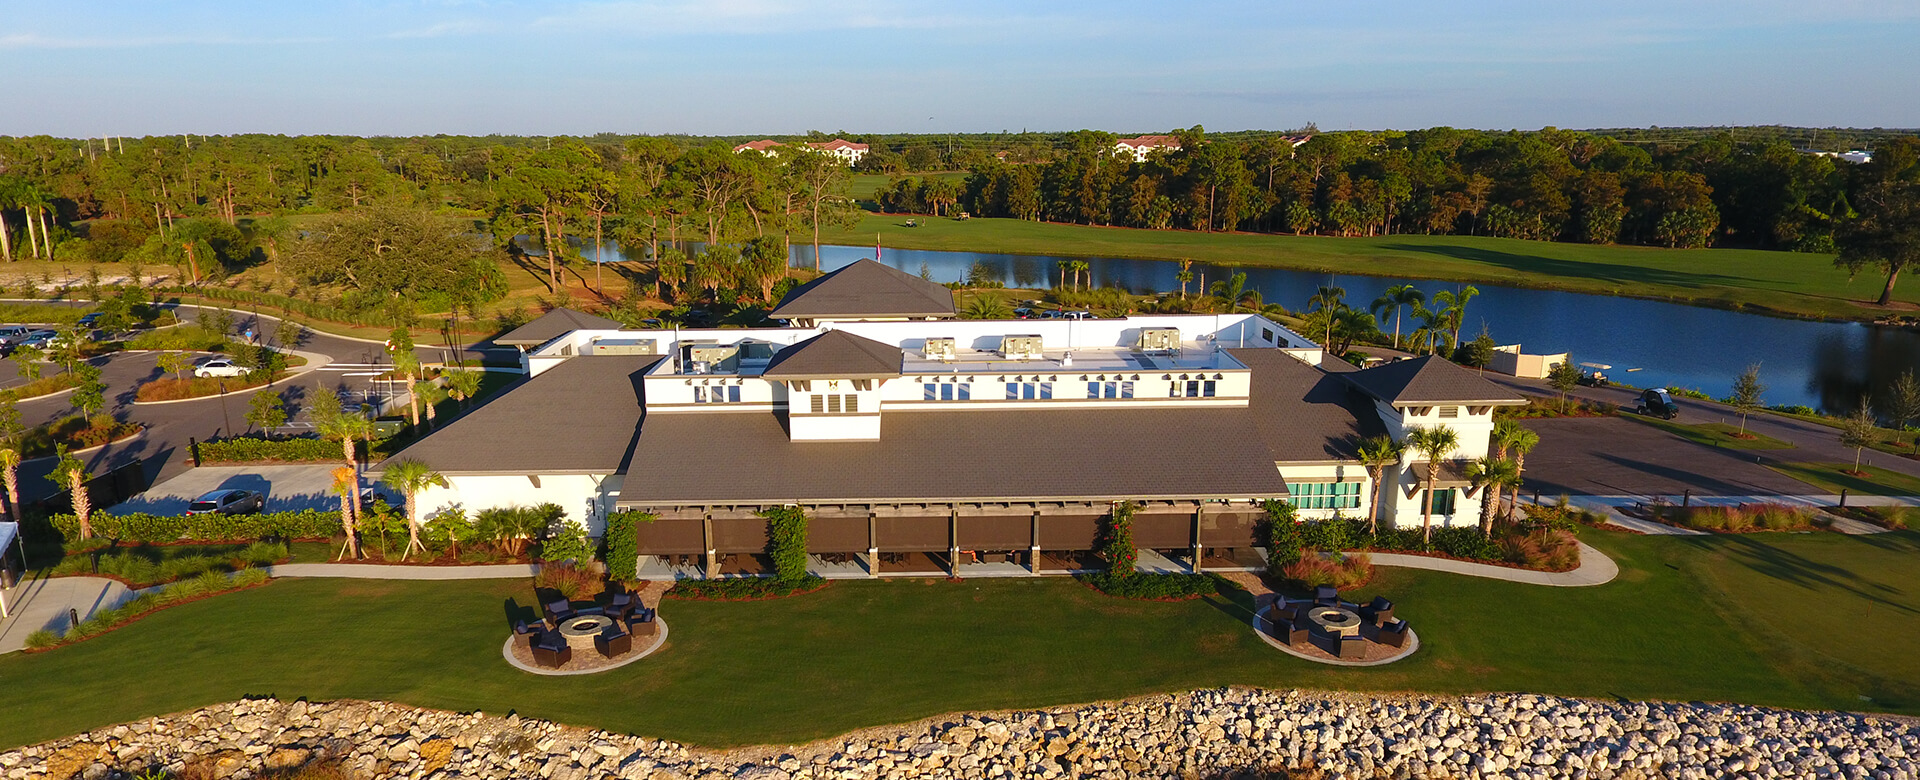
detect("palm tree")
(392, 351), (422, 428)
(313, 388), (372, 522)
(1307, 285), (1347, 348)
(1411, 303), (1451, 356)
(1503, 425), (1541, 520)
(1210, 272), (1254, 312)
(1176, 260), (1194, 298)
(1491, 420), (1540, 519)
(48, 445), (91, 540)
(1465, 457), (1522, 537)
(1446, 285), (1480, 351)
(1404, 425), (1460, 544)
(381, 459), (449, 561)
(443, 368), (483, 411)
(1066, 260), (1091, 291)
(0, 447), (20, 523)
(1354, 434), (1404, 535)
(330, 466), (360, 560)
(417, 382), (449, 431)
(1369, 284), (1424, 350)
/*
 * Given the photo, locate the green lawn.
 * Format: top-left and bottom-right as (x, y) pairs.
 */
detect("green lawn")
(819, 214), (1898, 321)
(2, 531), (1917, 750)
(1623, 415), (1797, 450)
(1765, 462), (1920, 496)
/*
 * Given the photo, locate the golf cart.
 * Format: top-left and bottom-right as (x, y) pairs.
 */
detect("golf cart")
(1636, 388), (1680, 420)
(1576, 362), (1612, 387)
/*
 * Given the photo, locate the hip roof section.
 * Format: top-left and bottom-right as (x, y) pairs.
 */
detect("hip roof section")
(771, 260), (957, 321)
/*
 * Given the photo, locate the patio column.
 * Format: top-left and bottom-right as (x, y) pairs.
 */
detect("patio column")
(702, 512), (717, 580)
(867, 512), (879, 578)
(949, 507), (961, 577)
(1029, 510), (1042, 576)
(1191, 504), (1205, 574)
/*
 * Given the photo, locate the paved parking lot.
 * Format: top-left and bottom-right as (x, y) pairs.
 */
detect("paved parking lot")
(1518, 417), (1817, 498)
(105, 465), (396, 515)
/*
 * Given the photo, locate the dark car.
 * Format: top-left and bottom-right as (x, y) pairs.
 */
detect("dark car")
(77, 312), (102, 327)
(185, 489), (264, 516)
(1636, 388), (1680, 420)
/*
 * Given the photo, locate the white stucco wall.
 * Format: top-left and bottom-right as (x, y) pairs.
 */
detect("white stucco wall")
(414, 474), (622, 536)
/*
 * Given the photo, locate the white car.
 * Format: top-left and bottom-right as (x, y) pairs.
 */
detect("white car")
(193, 358), (248, 378)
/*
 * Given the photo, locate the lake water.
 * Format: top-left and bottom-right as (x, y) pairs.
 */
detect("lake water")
(573, 237), (1920, 414)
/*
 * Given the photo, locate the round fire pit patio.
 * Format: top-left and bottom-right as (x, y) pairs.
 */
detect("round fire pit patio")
(1307, 606), (1363, 637)
(557, 614), (614, 652)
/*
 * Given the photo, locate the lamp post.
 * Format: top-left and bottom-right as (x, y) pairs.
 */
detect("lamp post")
(217, 378), (233, 437)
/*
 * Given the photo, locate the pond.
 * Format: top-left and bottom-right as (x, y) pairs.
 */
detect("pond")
(574, 237), (1920, 414)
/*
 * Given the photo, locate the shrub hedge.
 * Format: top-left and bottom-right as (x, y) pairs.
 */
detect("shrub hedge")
(50, 509), (342, 544)
(666, 575), (827, 600)
(1077, 571), (1218, 600)
(603, 511), (646, 581)
(197, 436), (342, 463)
(760, 507), (810, 583)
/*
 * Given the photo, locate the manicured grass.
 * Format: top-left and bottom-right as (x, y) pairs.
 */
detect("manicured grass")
(1764, 462), (1920, 496)
(4, 531), (1918, 750)
(819, 214), (1896, 321)
(1623, 415), (1797, 450)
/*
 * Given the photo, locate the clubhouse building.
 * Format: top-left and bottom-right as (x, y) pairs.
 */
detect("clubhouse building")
(385, 260), (1525, 577)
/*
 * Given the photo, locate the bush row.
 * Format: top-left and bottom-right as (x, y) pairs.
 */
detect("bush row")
(48, 541), (286, 587)
(1077, 571), (1218, 600)
(666, 575), (827, 600)
(1278, 552), (1374, 590)
(1661, 503), (1819, 532)
(25, 568), (272, 650)
(196, 435), (343, 463)
(51, 509), (343, 544)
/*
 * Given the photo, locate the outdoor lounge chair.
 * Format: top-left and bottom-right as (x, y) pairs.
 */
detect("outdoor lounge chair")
(626, 610), (659, 638)
(1338, 635), (1368, 660)
(1378, 619), (1410, 648)
(1314, 585), (1339, 607)
(595, 627), (632, 658)
(530, 633), (572, 668)
(1359, 596), (1394, 625)
(543, 599), (577, 625)
(1269, 600), (1298, 623)
(605, 592), (635, 619)
(513, 619), (542, 636)
(1283, 615), (1311, 646)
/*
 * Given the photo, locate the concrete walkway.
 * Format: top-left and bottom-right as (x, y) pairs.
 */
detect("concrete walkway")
(0, 575), (148, 654)
(1369, 541), (1618, 587)
(263, 563), (539, 580)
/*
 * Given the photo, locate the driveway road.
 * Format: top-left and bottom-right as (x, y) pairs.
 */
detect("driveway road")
(1, 301), (520, 507)
(1488, 374), (1920, 498)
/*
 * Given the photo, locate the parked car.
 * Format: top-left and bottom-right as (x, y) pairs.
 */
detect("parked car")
(1063, 310), (1095, 320)
(1012, 307), (1035, 319)
(185, 489), (264, 516)
(1636, 388), (1680, 420)
(16, 330), (60, 349)
(76, 312), (102, 328)
(193, 357), (248, 378)
(0, 326), (30, 345)
(1038, 309), (1064, 319)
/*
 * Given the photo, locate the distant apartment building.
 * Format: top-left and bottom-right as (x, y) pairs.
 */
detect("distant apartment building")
(1114, 135), (1182, 162)
(731, 138), (870, 166)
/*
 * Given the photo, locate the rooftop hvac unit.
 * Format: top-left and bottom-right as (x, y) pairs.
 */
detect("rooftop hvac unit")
(1137, 328), (1181, 352)
(923, 337), (957, 361)
(682, 343), (739, 374)
(590, 338), (659, 356)
(1000, 335), (1044, 360)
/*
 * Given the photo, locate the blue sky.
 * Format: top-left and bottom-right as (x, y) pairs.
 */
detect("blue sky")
(4, 1), (1917, 136)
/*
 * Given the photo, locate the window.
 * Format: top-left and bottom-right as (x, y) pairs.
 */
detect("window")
(1087, 381), (1134, 399)
(694, 385), (741, 404)
(1288, 481), (1361, 510)
(1423, 489), (1457, 516)
(1005, 382), (1053, 400)
(1173, 380), (1217, 398)
(1262, 328), (1274, 343)
(923, 383), (972, 401)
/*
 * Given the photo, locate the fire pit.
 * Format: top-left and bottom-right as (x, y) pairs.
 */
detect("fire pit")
(557, 614), (613, 652)
(1307, 606), (1362, 637)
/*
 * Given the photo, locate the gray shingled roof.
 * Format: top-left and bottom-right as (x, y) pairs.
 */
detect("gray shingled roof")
(762, 330), (903, 379)
(1229, 348), (1387, 461)
(617, 406), (1287, 505)
(376, 356), (659, 475)
(770, 259), (955, 320)
(1341, 355), (1528, 405)
(494, 308), (625, 346)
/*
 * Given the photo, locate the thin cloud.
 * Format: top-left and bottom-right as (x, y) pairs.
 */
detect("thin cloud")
(0, 33), (330, 50)
(387, 20), (499, 39)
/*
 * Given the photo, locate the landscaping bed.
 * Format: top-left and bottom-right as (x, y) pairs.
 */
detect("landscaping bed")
(1830, 505), (1915, 530)
(1076, 571), (1221, 601)
(195, 435), (347, 464)
(24, 414), (142, 457)
(1498, 395), (1618, 419)
(664, 575), (829, 601)
(0, 371), (81, 402)
(1646, 502), (1824, 533)
(44, 541), (287, 588)
(133, 370), (292, 402)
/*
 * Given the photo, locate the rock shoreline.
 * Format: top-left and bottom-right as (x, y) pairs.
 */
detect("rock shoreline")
(6, 688), (1916, 780)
